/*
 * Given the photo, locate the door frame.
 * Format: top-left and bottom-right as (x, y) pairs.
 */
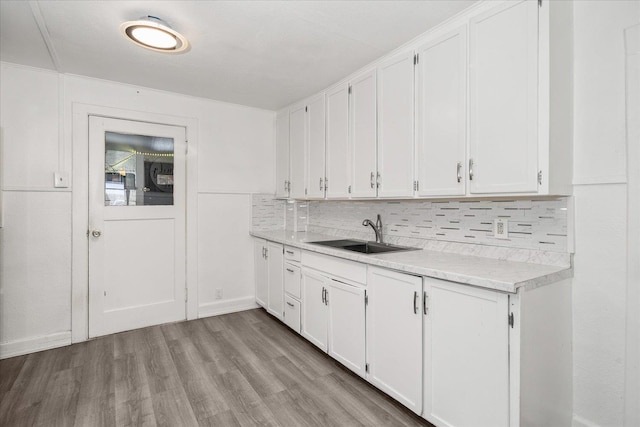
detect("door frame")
(71, 103), (199, 343)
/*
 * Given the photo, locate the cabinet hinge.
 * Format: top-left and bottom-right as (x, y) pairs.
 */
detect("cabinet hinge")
(509, 312), (514, 328)
(185, 288), (188, 303)
(324, 178), (328, 191)
(365, 363), (369, 373)
(185, 141), (188, 155)
(348, 85), (352, 95)
(537, 170), (543, 185)
(413, 181), (419, 191)
(348, 185), (352, 194)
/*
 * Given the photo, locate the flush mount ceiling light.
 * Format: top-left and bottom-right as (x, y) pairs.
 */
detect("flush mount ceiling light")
(120, 16), (189, 53)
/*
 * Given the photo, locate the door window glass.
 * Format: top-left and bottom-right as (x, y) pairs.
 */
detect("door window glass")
(104, 131), (174, 206)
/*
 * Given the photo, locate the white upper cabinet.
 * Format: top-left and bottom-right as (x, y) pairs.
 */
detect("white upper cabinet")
(377, 51), (416, 198)
(275, 111), (290, 198)
(289, 104), (306, 199)
(469, 0), (539, 194)
(350, 69), (377, 198)
(415, 26), (467, 197)
(306, 93), (326, 199)
(326, 83), (350, 198)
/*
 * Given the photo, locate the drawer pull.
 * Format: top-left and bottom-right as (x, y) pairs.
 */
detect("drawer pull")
(286, 268), (294, 273)
(286, 250), (294, 255)
(287, 302), (295, 308)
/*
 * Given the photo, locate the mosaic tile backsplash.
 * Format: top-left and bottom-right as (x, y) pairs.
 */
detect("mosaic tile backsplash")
(307, 199), (569, 253)
(252, 194), (571, 254)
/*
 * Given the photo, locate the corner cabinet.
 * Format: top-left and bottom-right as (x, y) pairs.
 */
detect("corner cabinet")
(366, 266), (423, 414)
(253, 239), (284, 320)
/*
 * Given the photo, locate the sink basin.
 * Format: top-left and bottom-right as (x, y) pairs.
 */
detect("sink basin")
(309, 239), (418, 254)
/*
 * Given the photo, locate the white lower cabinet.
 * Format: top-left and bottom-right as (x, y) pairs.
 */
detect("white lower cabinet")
(283, 294), (301, 333)
(253, 239), (268, 308)
(422, 277), (509, 427)
(266, 241), (284, 320)
(366, 266), (423, 414)
(301, 266), (367, 376)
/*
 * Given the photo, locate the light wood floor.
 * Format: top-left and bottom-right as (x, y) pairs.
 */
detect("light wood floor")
(0, 308), (433, 427)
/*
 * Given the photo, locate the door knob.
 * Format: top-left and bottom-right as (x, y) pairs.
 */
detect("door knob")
(92, 230), (102, 238)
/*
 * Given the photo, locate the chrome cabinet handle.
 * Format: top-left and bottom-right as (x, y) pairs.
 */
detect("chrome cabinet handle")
(325, 289), (329, 305)
(370, 172), (375, 189)
(322, 287), (326, 303)
(376, 172), (381, 189)
(286, 268), (294, 273)
(92, 230), (102, 238)
(423, 291), (428, 316)
(457, 162), (462, 183)
(287, 302), (295, 308)
(469, 158), (474, 181)
(413, 291), (418, 314)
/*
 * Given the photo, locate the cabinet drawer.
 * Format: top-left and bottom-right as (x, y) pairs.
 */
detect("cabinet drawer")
(284, 246), (301, 262)
(283, 295), (301, 334)
(302, 251), (367, 285)
(284, 263), (301, 299)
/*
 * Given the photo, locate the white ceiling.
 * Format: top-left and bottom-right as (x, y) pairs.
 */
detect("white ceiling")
(0, 0), (476, 110)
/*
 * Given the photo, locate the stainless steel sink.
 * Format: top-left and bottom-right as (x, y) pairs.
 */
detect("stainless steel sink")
(309, 239), (418, 254)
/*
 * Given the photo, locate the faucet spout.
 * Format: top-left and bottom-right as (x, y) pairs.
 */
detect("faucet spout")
(362, 214), (383, 243)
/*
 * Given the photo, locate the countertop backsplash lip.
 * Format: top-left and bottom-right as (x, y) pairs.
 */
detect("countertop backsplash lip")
(250, 229), (573, 294)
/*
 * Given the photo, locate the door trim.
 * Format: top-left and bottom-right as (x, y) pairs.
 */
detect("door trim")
(71, 103), (199, 344)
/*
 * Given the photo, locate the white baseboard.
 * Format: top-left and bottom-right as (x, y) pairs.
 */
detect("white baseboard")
(198, 296), (259, 318)
(572, 415), (601, 427)
(0, 331), (72, 359)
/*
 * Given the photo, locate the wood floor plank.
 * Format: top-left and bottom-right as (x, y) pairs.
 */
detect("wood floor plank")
(0, 308), (432, 427)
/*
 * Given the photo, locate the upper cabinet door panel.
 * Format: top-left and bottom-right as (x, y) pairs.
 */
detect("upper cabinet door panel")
(289, 104), (306, 199)
(377, 51), (416, 198)
(275, 111), (290, 198)
(306, 94), (326, 199)
(416, 26), (467, 197)
(469, 0), (539, 194)
(326, 84), (350, 199)
(350, 69), (377, 199)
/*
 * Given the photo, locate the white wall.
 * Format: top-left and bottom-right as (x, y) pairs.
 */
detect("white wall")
(572, 2), (640, 426)
(0, 62), (275, 357)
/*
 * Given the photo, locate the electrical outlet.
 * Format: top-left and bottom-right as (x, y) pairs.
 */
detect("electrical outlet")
(494, 218), (509, 239)
(215, 289), (223, 300)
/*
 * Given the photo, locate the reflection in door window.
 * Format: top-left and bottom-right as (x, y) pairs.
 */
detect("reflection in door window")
(104, 131), (174, 206)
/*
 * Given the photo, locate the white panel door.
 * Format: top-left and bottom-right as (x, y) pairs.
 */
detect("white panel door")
(423, 277), (509, 427)
(367, 267), (422, 414)
(416, 26), (467, 197)
(301, 268), (328, 352)
(254, 239), (268, 308)
(266, 242), (284, 320)
(306, 94), (326, 199)
(275, 111), (290, 198)
(469, 0), (539, 194)
(377, 51), (415, 198)
(289, 104), (306, 199)
(328, 279), (366, 377)
(326, 83), (350, 198)
(88, 116), (186, 338)
(350, 69), (377, 198)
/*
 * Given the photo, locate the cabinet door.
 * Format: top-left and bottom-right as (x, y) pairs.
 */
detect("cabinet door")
(266, 242), (284, 320)
(350, 69), (377, 198)
(253, 239), (267, 308)
(416, 26), (467, 197)
(301, 268), (328, 351)
(423, 277), (509, 427)
(469, 0), (538, 194)
(328, 279), (366, 377)
(367, 267), (422, 414)
(275, 111), (290, 198)
(306, 94), (326, 199)
(377, 51), (415, 198)
(289, 104), (306, 199)
(326, 83), (350, 198)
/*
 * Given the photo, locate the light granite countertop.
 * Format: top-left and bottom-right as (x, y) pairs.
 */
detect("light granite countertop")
(250, 230), (573, 293)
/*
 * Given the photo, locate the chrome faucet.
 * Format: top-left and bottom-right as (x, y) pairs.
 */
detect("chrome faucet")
(362, 214), (383, 243)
